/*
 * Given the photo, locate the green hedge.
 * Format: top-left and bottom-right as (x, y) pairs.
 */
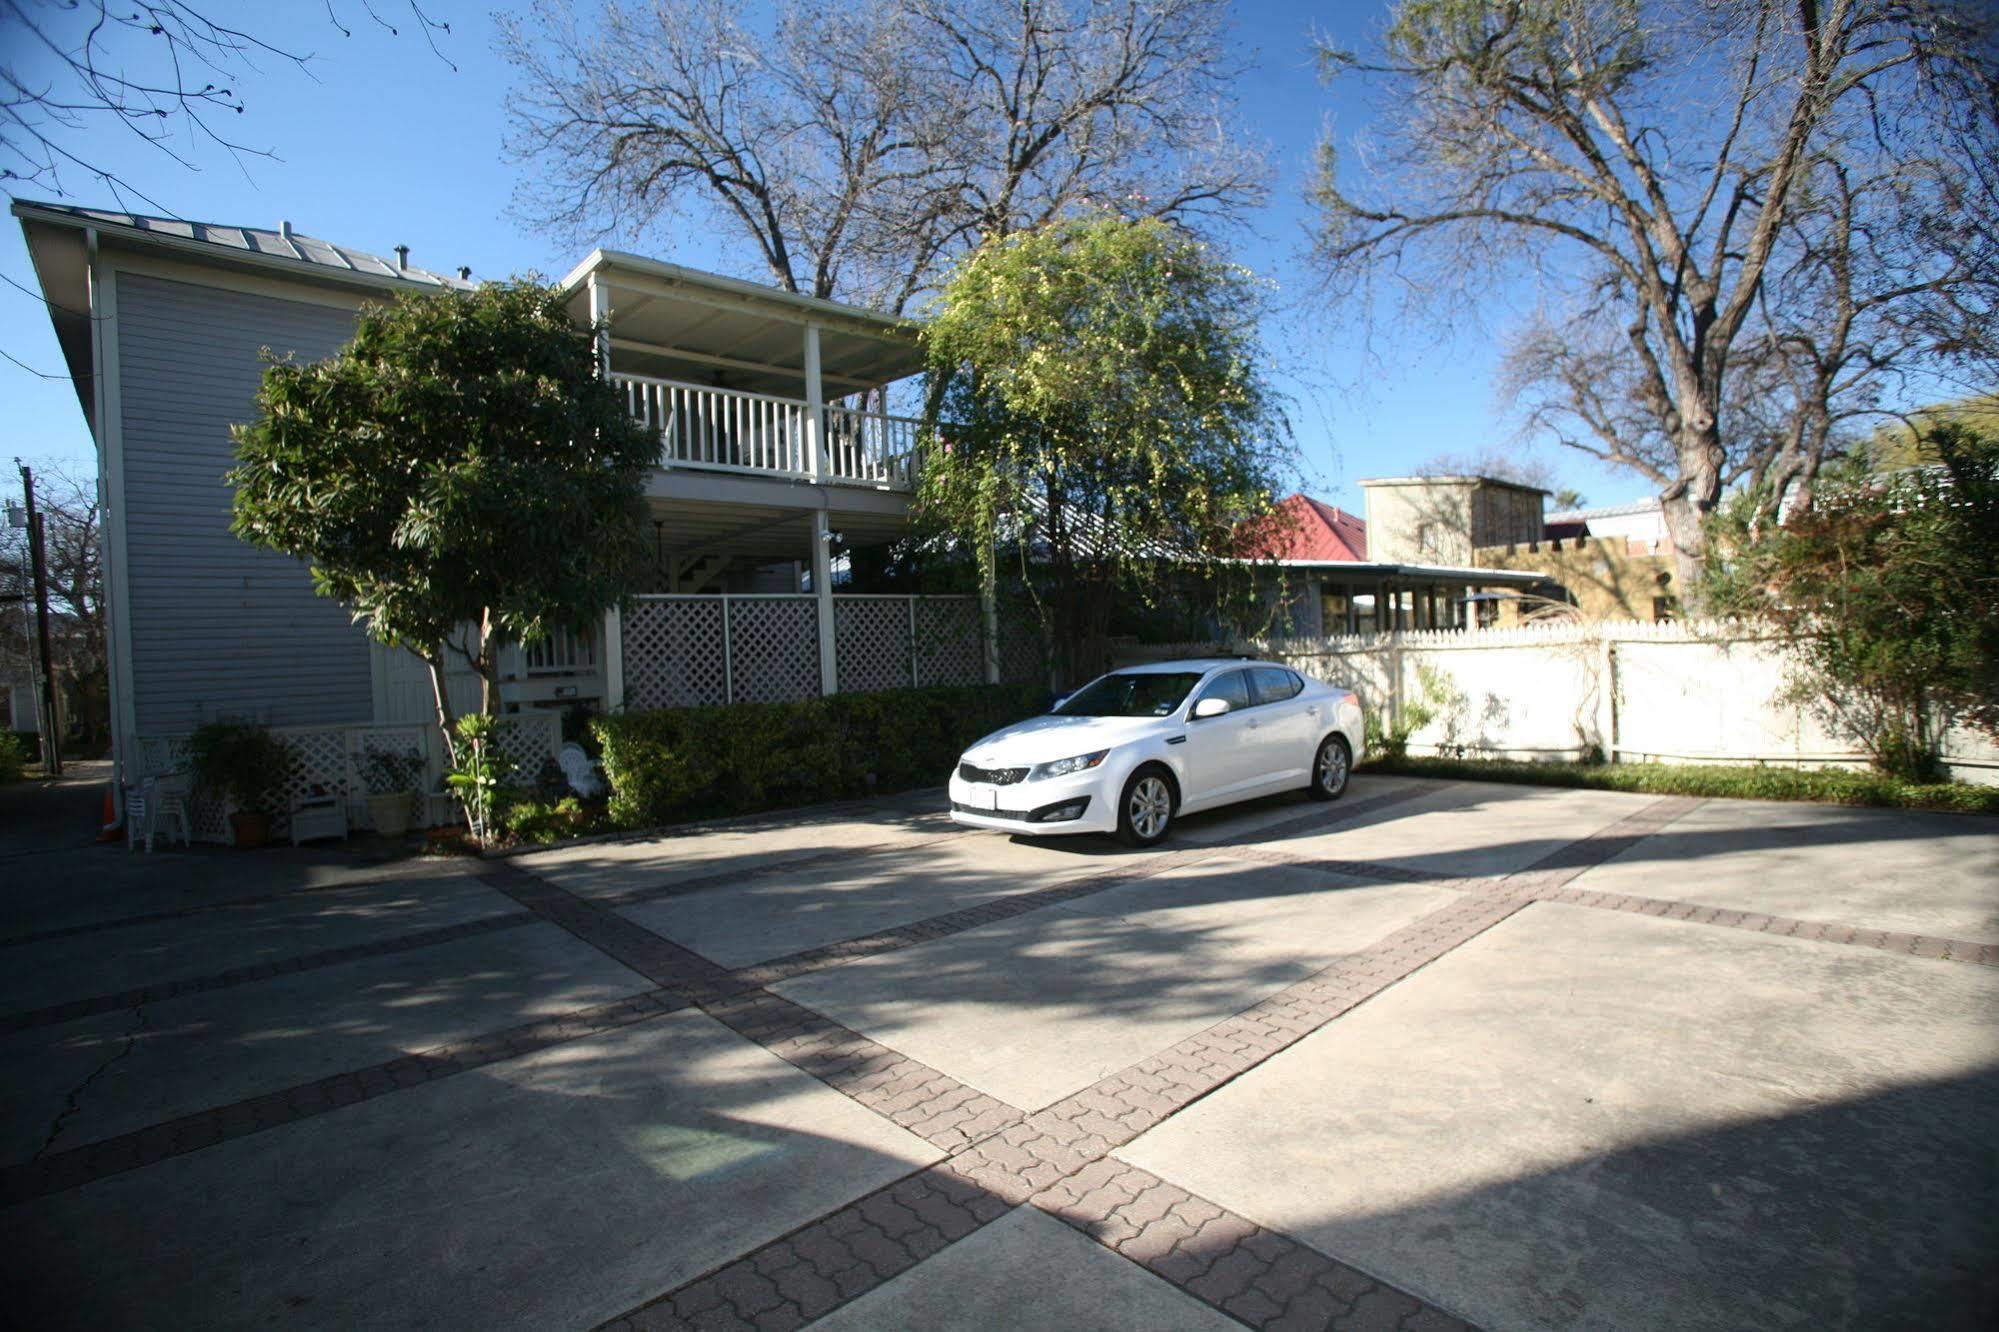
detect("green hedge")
(593, 682), (1051, 829)
(0, 731), (25, 784)
(1361, 754), (1999, 814)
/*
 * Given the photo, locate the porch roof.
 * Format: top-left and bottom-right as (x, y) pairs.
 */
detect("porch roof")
(559, 250), (925, 398)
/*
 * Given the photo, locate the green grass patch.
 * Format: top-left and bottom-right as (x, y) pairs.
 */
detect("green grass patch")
(1361, 754), (1999, 814)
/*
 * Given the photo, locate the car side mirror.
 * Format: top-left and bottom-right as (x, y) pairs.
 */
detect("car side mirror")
(1192, 697), (1231, 719)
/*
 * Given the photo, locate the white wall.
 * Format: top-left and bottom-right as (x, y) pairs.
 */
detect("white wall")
(1115, 620), (1999, 786)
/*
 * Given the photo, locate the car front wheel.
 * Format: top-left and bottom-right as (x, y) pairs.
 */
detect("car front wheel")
(1308, 735), (1351, 801)
(1117, 766), (1176, 847)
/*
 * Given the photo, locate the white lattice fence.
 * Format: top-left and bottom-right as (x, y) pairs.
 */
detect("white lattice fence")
(625, 593), (1015, 704)
(133, 714), (562, 844)
(727, 597), (821, 703)
(623, 597), (728, 708)
(835, 598), (913, 693)
(913, 598), (983, 687)
(998, 613), (1045, 684)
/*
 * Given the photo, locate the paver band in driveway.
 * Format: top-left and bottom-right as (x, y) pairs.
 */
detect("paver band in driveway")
(0, 787), (1420, 1205)
(601, 796), (1705, 1330)
(0, 987), (684, 1206)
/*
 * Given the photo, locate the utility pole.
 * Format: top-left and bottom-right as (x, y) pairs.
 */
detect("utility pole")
(16, 464), (61, 777)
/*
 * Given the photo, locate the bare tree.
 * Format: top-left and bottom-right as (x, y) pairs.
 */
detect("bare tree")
(1313, 0), (1999, 598)
(498, 0), (1265, 313)
(1, 463), (105, 747)
(1, 0), (453, 212)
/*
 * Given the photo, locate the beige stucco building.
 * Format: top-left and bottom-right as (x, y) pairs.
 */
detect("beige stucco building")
(1358, 476), (1547, 565)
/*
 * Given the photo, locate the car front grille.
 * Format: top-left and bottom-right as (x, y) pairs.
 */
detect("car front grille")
(957, 762), (1028, 786)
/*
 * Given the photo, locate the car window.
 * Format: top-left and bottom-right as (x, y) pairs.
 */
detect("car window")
(1055, 671), (1204, 717)
(1193, 669), (1252, 712)
(1249, 667), (1302, 705)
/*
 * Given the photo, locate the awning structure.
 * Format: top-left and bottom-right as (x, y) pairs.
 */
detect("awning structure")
(558, 250), (924, 399)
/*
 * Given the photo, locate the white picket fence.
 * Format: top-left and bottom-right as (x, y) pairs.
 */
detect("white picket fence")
(134, 713), (563, 842)
(1115, 620), (1999, 785)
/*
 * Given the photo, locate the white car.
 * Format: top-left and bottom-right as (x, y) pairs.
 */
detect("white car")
(949, 658), (1364, 847)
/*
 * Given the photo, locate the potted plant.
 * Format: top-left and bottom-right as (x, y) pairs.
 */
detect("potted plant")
(187, 718), (295, 848)
(360, 748), (423, 838)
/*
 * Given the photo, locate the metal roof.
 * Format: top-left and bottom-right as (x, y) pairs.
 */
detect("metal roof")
(1546, 497), (1661, 523)
(11, 199), (476, 290)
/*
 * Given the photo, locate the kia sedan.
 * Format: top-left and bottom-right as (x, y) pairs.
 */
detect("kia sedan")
(949, 659), (1364, 846)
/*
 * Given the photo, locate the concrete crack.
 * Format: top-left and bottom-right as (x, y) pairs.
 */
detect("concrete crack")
(37, 1003), (147, 1159)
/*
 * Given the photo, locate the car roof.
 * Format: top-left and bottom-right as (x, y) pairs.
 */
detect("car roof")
(1111, 658), (1281, 674)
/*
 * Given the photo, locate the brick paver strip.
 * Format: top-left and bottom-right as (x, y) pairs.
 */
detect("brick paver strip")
(0, 858), (490, 951)
(703, 990), (1025, 1153)
(1532, 883), (1999, 965)
(1034, 1159), (1473, 1331)
(0, 987), (682, 1207)
(0, 910), (539, 1034)
(599, 1159), (1018, 1332)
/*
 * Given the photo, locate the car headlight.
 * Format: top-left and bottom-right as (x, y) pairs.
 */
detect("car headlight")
(1028, 749), (1109, 781)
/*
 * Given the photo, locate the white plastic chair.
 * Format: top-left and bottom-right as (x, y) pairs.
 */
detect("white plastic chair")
(290, 787), (349, 845)
(126, 773), (192, 853)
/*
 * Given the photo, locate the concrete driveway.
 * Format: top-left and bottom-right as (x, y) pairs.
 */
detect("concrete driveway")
(1, 771), (1994, 1330)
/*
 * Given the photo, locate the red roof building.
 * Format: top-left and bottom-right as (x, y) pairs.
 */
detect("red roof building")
(1246, 494), (1368, 562)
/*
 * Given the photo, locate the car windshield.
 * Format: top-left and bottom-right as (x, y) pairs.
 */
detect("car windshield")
(1054, 671), (1205, 718)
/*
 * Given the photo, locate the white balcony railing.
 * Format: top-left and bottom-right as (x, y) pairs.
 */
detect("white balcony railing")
(614, 372), (922, 490)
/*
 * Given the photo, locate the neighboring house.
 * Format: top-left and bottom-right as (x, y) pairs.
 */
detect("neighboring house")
(1474, 497), (1677, 624)
(1245, 491), (1546, 636)
(16, 200), (1011, 808)
(1358, 474), (1547, 564)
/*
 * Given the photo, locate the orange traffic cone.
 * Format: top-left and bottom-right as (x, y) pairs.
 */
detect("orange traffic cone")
(98, 788), (122, 842)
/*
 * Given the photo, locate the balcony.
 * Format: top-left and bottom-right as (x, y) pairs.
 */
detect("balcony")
(614, 373), (924, 492)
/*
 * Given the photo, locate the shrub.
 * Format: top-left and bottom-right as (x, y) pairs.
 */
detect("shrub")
(0, 731), (25, 784)
(502, 794), (599, 844)
(1362, 754), (1999, 815)
(187, 718), (295, 812)
(593, 682), (1051, 829)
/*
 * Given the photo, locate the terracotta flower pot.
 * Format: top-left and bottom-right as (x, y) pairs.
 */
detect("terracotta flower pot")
(229, 810), (272, 849)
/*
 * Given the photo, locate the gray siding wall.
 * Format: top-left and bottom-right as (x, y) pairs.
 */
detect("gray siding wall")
(117, 271), (372, 733)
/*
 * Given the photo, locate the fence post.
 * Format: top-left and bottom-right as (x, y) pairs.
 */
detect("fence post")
(1598, 630), (1618, 763)
(907, 596), (919, 688)
(1388, 634), (1404, 734)
(810, 512), (838, 695)
(603, 605), (624, 713)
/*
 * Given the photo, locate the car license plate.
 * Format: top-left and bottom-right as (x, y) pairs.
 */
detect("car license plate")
(982, 787), (999, 811)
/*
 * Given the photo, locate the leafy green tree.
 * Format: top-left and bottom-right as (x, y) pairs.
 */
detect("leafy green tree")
(918, 214), (1291, 684)
(1705, 424), (1999, 780)
(228, 280), (654, 748)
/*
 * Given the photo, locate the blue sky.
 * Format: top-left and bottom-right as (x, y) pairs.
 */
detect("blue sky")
(0, 0), (1644, 512)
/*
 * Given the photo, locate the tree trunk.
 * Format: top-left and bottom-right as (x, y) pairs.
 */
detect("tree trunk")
(1662, 416), (1727, 611)
(424, 644), (460, 765)
(477, 607), (502, 717)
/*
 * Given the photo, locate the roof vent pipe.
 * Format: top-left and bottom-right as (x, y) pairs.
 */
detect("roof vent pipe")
(394, 244), (410, 271)
(278, 220), (294, 240)
(458, 266), (471, 280)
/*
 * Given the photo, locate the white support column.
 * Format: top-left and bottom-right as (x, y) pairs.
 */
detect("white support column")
(803, 323), (825, 481)
(812, 510), (838, 695)
(587, 274), (612, 377)
(603, 606), (624, 713)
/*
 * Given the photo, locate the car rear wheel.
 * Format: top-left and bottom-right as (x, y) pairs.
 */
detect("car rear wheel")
(1117, 766), (1176, 847)
(1308, 735), (1351, 801)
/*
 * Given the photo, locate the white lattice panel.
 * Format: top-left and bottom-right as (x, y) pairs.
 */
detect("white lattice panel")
(999, 613), (1046, 684)
(494, 713), (562, 787)
(727, 598), (820, 703)
(624, 597), (729, 708)
(836, 599), (913, 693)
(913, 597), (983, 687)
